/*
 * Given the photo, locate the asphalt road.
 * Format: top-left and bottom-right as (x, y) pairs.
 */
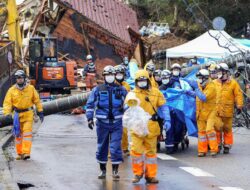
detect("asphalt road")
(6, 114), (249, 190)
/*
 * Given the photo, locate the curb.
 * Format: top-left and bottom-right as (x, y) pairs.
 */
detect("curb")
(0, 131), (19, 190)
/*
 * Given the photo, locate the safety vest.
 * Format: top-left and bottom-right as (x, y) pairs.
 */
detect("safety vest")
(95, 84), (126, 121)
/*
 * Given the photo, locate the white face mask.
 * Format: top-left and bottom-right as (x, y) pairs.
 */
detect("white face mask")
(172, 70), (180, 76)
(217, 73), (223, 79)
(197, 79), (203, 84)
(105, 75), (115, 84)
(116, 74), (124, 80)
(162, 78), (170, 85)
(137, 81), (148, 88)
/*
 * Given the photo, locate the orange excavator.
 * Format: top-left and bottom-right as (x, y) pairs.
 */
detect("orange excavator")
(28, 37), (77, 95)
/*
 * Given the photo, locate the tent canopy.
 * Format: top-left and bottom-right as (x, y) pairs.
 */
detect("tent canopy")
(166, 30), (250, 58)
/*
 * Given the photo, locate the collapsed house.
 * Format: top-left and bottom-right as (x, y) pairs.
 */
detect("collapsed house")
(18, 0), (143, 76)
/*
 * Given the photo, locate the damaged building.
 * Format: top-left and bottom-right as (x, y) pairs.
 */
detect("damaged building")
(18, 0), (142, 77)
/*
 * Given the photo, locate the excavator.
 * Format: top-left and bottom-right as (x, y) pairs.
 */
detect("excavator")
(0, 0), (77, 105)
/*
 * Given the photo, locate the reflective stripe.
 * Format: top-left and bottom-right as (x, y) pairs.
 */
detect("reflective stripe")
(145, 157), (157, 164)
(86, 109), (94, 112)
(23, 137), (32, 141)
(111, 161), (122, 164)
(131, 155), (143, 164)
(208, 137), (216, 141)
(114, 115), (123, 119)
(23, 132), (32, 136)
(166, 144), (174, 147)
(199, 135), (207, 142)
(96, 115), (107, 119)
(97, 160), (107, 164)
(15, 140), (21, 144)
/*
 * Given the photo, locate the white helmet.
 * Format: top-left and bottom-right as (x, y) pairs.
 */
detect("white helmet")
(161, 69), (171, 78)
(171, 63), (181, 70)
(218, 63), (229, 71)
(86, 54), (93, 60)
(196, 69), (209, 77)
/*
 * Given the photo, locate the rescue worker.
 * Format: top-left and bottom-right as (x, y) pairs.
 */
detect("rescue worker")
(169, 63), (187, 153)
(144, 61), (158, 88)
(208, 62), (220, 80)
(86, 65), (127, 180)
(153, 69), (162, 87)
(170, 63), (182, 89)
(3, 70), (43, 160)
(128, 69), (170, 184)
(121, 56), (130, 79)
(159, 69), (176, 154)
(114, 65), (131, 156)
(82, 54), (97, 91)
(185, 69), (218, 157)
(214, 63), (243, 154)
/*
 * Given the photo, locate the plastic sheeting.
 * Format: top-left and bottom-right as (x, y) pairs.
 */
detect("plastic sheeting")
(123, 92), (151, 137)
(126, 60), (139, 89)
(161, 79), (198, 137)
(12, 112), (21, 137)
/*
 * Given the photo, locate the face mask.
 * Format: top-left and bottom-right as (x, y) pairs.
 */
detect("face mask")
(217, 73), (223, 79)
(154, 76), (161, 82)
(116, 74), (124, 81)
(210, 74), (217, 79)
(197, 79), (203, 84)
(105, 75), (115, 84)
(172, 70), (180, 76)
(137, 81), (148, 89)
(162, 79), (170, 85)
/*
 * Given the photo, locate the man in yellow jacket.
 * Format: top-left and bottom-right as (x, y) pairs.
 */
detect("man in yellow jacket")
(114, 65), (131, 156)
(3, 70), (43, 160)
(127, 70), (170, 184)
(214, 63), (243, 154)
(185, 69), (218, 157)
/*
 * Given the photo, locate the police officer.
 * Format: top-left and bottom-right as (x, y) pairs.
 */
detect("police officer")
(144, 61), (158, 88)
(3, 70), (43, 160)
(153, 69), (162, 87)
(86, 65), (127, 180)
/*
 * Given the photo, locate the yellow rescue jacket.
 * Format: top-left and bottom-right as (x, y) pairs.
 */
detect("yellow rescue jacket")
(132, 87), (166, 138)
(120, 81), (131, 92)
(214, 78), (243, 118)
(196, 80), (217, 121)
(3, 84), (43, 122)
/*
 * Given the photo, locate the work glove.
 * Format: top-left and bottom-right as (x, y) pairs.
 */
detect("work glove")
(236, 108), (242, 115)
(37, 112), (44, 123)
(88, 119), (94, 130)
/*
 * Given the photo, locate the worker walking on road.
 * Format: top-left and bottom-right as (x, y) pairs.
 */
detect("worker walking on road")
(86, 65), (127, 180)
(185, 69), (218, 157)
(128, 70), (170, 184)
(214, 63), (243, 154)
(114, 65), (131, 156)
(3, 70), (44, 160)
(82, 54), (97, 91)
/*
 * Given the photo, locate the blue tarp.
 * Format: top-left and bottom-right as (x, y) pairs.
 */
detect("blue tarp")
(12, 112), (21, 137)
(161, 79), (198, 137)
(126, 61), (138, 89)
(235, 38), (250, 48)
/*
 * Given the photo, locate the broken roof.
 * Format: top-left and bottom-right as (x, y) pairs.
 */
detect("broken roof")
(58, 0), (139, 44)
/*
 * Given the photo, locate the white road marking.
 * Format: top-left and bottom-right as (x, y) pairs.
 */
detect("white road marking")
(179, 167), (214, 177)
(219, 187), (244, 190)
(157, 153), (178, 160)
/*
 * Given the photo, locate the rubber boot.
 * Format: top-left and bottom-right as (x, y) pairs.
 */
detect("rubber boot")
(198, 152), (206, 157)
(132, 175), (143, 183)
(166, 147), (175, 154)
(223, 147), (230, 154)
(16, 154), (23, 160)
(98, 164), (106, 179)
(145, 177), (159, 184)
(23, 154), (30, 160)
(112, 164), (120, 181)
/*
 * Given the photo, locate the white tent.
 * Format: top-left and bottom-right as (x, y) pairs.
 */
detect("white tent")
(166, 30), (250, 58)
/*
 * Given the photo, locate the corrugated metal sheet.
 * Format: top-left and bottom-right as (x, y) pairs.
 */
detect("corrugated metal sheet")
(59, 0), (139, 44)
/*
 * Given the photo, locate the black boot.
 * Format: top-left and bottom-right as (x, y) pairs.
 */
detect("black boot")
(98, 164), (106, 179)
(112, 164), (120, 181)
(223, 147), (230, 154)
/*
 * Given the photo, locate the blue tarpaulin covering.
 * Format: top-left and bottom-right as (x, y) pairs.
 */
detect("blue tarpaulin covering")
(235, 38), (250, 48)
(12, 112), (21, 137)
(126, 61), (138, 89)
(161, 78), (198, 137)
